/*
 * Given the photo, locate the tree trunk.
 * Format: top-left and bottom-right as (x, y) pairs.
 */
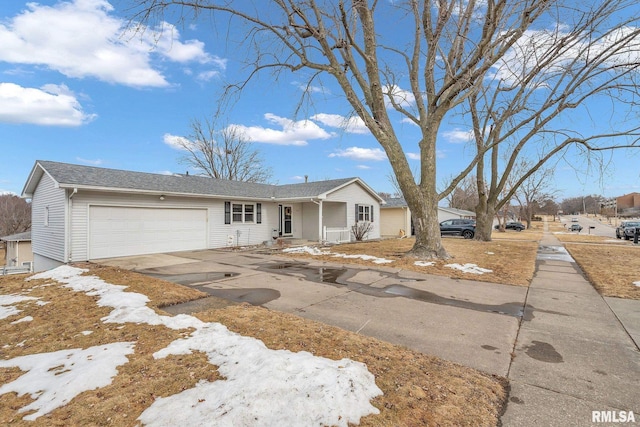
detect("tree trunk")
(405, 194), (449, 259)
(474, 194), (495, 241)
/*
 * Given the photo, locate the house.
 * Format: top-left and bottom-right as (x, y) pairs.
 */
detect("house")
(22, 161), (383, 272)
(0, 231), (33, 274)
(380, 197), (476, 237)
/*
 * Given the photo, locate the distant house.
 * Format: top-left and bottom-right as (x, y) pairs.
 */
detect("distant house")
(0, 231), (33, 272)
(22, 161), (383, 272)
(380, 197), (476, 237)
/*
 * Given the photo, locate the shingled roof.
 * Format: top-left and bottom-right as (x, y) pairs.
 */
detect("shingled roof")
(22, 161), (380, 202)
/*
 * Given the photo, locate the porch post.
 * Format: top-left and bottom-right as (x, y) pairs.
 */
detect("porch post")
(318, 199), (323, 243)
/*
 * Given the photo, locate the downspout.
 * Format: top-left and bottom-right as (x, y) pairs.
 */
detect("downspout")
(67, 188), (77, 262)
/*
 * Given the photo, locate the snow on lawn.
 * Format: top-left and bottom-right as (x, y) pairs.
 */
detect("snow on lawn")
(414, 261), (435, 267)
(445, 263), (493, 275)
(0, 343), (135, 421)
(284, 246), (394, 264)
(0, 266), (382, 426)
(0, 294), (38, 320)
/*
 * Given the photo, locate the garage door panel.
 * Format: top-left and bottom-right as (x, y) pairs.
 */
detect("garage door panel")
(89, 206), (207, 259)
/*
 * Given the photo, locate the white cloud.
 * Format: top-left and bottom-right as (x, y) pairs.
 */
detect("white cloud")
(329, 147), (387, 161)
(76, 157), (103, 166)
(356, 165), (371, 170)
(311, 113), (370, 134)
(401, 117), (419, 126)
(163, 133), (193, 150)
(0, 83), (95, 126)
(442, 128), (474, 143)
(294, 82), (326, 94)
(384, 85), (416, 108)
(227, 113), (333, 146)
(0, 0), (218, 88)
(490, 25), (640, 87)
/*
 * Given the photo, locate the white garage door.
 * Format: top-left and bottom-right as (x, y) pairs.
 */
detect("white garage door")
(89, 206), (207, 259)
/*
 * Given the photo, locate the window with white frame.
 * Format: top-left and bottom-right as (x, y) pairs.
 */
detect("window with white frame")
(355, 204), (374, 222)
(225, 202), (262, 224)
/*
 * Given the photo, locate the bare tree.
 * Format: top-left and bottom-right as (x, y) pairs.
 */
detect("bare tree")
(0, 195), (31, 237)
(174, 118), (273, 183)
(445, 175), (478, 212)
(513, 165), (557, 229)
(129, 0), (640, 258)
(456, 1), (640, 240)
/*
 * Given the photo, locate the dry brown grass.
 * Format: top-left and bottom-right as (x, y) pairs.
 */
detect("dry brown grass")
(0, 265), (507, 426)
(565, 243), (640, 300)
(285, 237), (538, 286)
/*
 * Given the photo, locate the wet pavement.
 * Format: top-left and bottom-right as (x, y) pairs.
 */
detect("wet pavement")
(102, 249), (526, 377)
(501, 225), (640, 426)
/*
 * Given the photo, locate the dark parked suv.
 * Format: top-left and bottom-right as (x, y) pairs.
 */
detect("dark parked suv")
(440, 218), (476, 239)
(616, 221), (640, 240)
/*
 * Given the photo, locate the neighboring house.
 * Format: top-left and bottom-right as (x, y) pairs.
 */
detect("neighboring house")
(380, 197), (476, 237)
(22, 161), (383, 272)
(0, 231), (33, 272)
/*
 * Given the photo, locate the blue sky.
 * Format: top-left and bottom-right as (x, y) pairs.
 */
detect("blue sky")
(1, 0), (639, 200)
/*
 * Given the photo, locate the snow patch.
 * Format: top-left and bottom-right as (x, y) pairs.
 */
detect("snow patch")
(0, 294), (38, 320)
(445, 263), (493, 274)
(414, 261), (435, 267)
(283, 246), (394, 264)
(634, 281), (640, 287)
(11, 316), (33, 324)
(0, 343), (135, 421)
(11, 265), (382, 426)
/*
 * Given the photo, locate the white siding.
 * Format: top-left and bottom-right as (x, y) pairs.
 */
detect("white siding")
(31, 173), (66, 264)
(301, 202), (319, 240)
(70, 192), (277, 260)
(325, 182), (381, 240)
(323, 201), (347, 227)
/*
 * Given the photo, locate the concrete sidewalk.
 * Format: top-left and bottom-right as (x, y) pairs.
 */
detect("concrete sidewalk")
(501, 227), (640, 426)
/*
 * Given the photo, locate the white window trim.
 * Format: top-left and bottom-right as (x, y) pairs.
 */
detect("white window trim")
(231, 202), (257, 224)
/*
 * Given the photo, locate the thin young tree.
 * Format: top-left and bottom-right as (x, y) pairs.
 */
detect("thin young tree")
(174, 118), (273, 183)
(129, 0), (640, 258)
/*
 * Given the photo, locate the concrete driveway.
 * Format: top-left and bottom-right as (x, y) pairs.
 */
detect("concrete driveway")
(99, 248), (527, 377)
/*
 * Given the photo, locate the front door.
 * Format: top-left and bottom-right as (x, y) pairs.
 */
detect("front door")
(279, 205), (293, 236)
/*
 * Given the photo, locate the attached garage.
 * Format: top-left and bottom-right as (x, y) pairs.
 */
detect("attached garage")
(88, 206), (208, 259)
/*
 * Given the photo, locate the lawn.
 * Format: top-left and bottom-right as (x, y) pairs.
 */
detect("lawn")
(564, 243), (640, 300)
(283, 225), (640, 300)
(284, 236), (539, 287)
(0, 265), (507, 426)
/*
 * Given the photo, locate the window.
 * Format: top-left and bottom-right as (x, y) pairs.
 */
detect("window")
(226, 202), (258, 224)
(256, 203), (262, 224)
(224, 202), (231, 224)
(232, 204), (243, 222)
(244, 204), (254, 222)
(44, 206), (49, 227)
(355, 204), (374, 222)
